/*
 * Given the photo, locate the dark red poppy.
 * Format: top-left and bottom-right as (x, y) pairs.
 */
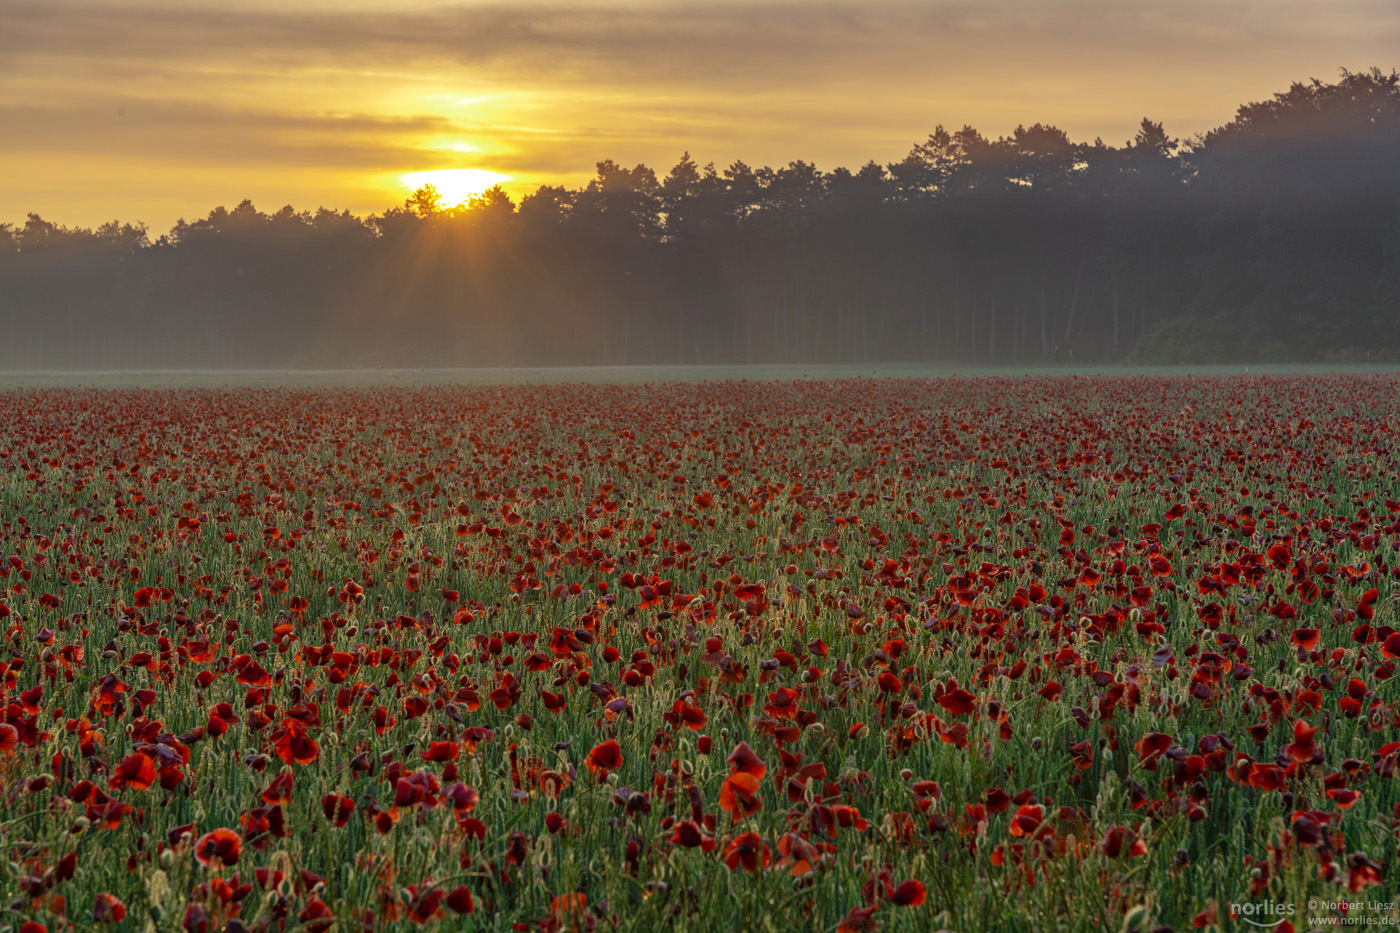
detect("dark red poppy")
(1291, 628), (1320, 651)
(420, 741), (459, 763)
(298, 898), (334, 933)
(719, 772), (764, 818)
(937, 687), (976, 717)
(321, 794), (355, 826)
(271, 718), (319, 765)
(585, 740), (622, 777)
(193, 828), (243, 867)
(890, 879), (926, 906)
(109, 752), (157, 791)
(92, 893), (127, 923)
(1008, 804), (1044, 838)
(722, 832), (771, 872)
(669, 819), (716, 851)
(726, 741), (766, 779)
(446, 885), (475, 914)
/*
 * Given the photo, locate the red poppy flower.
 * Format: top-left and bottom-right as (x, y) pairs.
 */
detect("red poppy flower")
(722, 832), (771, 872)
(669, 819), (716, 852)
(726, 741), (766, 779)
(109, 752), (157, 791)
(405, 884), (444, 922)
(1008, 804), (1044, 837)
(271, 718), (319, 766)
(890, 879), (926, 906)
(447, 782), (480, 812)
(1135, 732), (1173, 769)
(1328, 788), (1361, 809)
(672, 698), (707, 730)
(321, 794), (355, 827)
(394, 771), (442, 809)
(837, 905), (879, 933)
(1100, 825), (1148, 858)
(92, 893), (127, 923)
(420, 741), (460, 763)
(0, 723), (18, 756)
(1358, 588), (1379, 621)
(586, 740), (622, 777)
(1291, 628), (1320, 651)
(552, 893), (587, 917)
(261, 770), (295, 805)
(1349, 852), (1384, 892)
(775, 832), (828, 877)
(298, 899), (334, 933)
(1283, 719), (1319, 762)
(719, 772), (764, 818)
(446, 886), (475, 914)
(194, 828), (243, 867)
(937, 687), (976, 717)
(1383, 633), (1400, 659)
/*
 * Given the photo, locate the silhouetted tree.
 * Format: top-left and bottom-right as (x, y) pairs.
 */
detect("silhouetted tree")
(1, 68), (1396, 369)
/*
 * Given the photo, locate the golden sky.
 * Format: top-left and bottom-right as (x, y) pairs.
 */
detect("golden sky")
(3, 0), (1397, 233)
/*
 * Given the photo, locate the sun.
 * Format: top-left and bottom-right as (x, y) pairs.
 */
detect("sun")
(400, 168), (510, 207)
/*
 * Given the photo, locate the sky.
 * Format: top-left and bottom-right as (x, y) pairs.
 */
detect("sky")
(3, 0), (1397, 234)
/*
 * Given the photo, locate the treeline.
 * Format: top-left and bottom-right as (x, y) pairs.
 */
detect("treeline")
(3, 68), (1398, 369)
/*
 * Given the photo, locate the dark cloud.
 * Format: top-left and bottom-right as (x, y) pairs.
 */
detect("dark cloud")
(8, 1), (1393, 89)
(2, 100), (450, 168)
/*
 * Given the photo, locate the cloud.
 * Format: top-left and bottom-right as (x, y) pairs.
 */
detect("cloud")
(1, 100), (454, 168)
(8, 1), (1394, 89)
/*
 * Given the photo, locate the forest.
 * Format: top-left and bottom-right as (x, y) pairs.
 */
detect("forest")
(2, 68), (1397, 369)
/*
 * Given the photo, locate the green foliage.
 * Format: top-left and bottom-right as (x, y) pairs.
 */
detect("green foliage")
(1, 376), (1400, 930)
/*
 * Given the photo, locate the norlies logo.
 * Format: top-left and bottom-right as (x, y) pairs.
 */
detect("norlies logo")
(1232, 902), (1297, 927)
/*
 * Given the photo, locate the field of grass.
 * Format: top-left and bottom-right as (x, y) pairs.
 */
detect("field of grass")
(2, 373), (1399, 932)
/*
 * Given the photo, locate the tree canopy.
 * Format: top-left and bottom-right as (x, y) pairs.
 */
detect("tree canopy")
(3, 68), (1397, 369)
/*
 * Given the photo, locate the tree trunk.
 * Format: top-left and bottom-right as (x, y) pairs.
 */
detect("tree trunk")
(921, 292), (928, 361)
(1112, 287), (1119, 352)
(1062, 256), (1084, 346)
(935, 294), (942, 360)
(969, 291), (977, 362)
(1039, 278), (1049, 360)
(988, 295), (996, 363)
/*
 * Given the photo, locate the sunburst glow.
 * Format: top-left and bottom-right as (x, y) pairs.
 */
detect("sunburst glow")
(400, 168), (511, 207)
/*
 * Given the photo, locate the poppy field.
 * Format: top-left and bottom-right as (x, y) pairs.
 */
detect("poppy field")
(3, 374), (1400, 932)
